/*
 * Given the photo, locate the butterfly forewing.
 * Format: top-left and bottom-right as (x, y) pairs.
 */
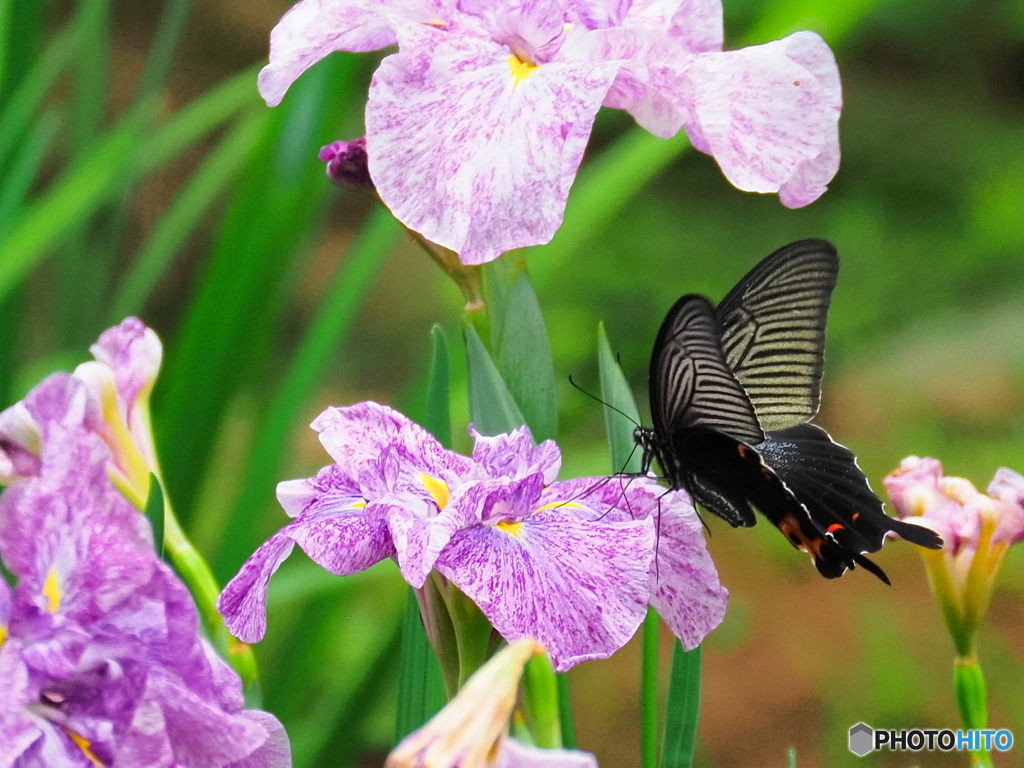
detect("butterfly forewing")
(716, 239), (839, 431)
(649, 295), (764, 447)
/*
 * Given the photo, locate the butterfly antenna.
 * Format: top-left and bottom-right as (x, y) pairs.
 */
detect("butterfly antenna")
(568, 375), (641, 428)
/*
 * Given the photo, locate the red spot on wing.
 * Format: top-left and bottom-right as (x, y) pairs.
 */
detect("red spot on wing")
(852, 513), (861, 521)
(827, 523), (844, 533)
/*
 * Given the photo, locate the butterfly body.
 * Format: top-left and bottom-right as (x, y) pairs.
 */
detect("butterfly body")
(637, 240), (942, 581)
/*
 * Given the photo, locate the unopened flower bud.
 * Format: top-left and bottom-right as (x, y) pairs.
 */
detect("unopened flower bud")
(318, 138), (373, 189)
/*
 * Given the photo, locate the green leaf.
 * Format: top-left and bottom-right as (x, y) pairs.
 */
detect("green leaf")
(144, 473), (165, 560)
(597, 322), (642, 474)
(395, 323), (452, 740)
(493, 269), (558, 441)
(212, 204), (399, 580)
(395, 588), (446, 741)
(134, 0), (195, 103)
(464, 320), (525, 435)
(112, 111), (268, 319)
(424, 324), (452, 448)
(661, 642), (702, 768)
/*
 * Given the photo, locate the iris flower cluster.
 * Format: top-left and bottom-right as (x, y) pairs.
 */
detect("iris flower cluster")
(0, 321), (288, 768)
(264, 0), (843, 263)
(219, 402), (727, 673)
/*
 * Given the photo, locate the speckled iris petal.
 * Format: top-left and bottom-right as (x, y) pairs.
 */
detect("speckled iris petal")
(681, 30), (841, 205)
(0, 401), (41, 483)
(622, 0), (722, 52)
(218, 499), (393, 642)
(88, 317), (162, 417)
(0, 641), (41, 767)
(0, 377), (156, 624)
(639, 483), (728, 650)
(258, 0), (454, 107)
(366, 21), (621, 264)
(312, 402), (470, 498)
(436, 483), (654, 671)
(469, 425), (560, 484)
(550, 477), (727, 649)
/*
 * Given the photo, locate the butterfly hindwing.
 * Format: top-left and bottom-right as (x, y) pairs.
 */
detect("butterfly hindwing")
(649, 295), (764, 447)
(678, 428), (875, 579)
(757, 424), (943, 553)
(717, 239), (839, 431)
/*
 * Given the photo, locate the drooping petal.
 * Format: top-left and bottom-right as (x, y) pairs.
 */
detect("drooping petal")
(218, 502), (392, 642)
(641, 484), (728, 649)
(312, 402), (469, 496)
(681, 31), (841, 204)
(469, 425), (560, 484)
(437, 504), (653, 671)
(258, 0), (454, 107)
(366, 21), (621, 264)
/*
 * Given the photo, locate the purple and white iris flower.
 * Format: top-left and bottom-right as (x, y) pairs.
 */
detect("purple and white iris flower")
(218, 401), (727, 671)
(0, 317), (161, 510)
(260, 0), (842, 264)
(0, 375), (290, 768)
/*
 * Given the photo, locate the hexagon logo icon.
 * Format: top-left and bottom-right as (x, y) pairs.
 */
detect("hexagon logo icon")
(849, 723), (874, 757)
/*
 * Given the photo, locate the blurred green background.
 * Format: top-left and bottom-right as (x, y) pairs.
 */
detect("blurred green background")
(4, 0), (1024, 765)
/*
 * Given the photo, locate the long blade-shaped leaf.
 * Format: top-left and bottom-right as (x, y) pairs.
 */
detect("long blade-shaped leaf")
(661, 642), (702, 768)
(493, 268), (557, 441)
(396, 324), (450, 740)
(212, 205), (399, 579)
(464, 320), (525, 435)
(112, 111), (268, 319)
(597, 322), (642, 474)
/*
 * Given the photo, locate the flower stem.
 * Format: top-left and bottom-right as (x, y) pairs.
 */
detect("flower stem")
(641, 607), (660, 768)
(162, 496), (258, 690)
(954, 654), (994, 768)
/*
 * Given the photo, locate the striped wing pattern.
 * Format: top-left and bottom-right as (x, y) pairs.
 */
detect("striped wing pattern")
(717, 239), (839, 432)
(649, 294), (764, 447)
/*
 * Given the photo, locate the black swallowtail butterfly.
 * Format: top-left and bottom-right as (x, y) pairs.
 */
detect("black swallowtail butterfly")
(633, 239), (943, 582)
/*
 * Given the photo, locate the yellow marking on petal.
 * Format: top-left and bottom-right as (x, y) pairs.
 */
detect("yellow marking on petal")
(350, 500), (367, 509)
(534, 501), (584, 514)
(68, 732), (104, 767)
(42, 567), (62, 614)
(0, 625), (7, 647)
(509, 55), (539, 85)
(424, 18), (446, 26)
(497, 520), (523, 538)
(420, 473), (451, 509)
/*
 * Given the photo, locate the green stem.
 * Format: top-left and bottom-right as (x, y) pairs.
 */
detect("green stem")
(557, 674), (577, 749)
(522, 653), (563, 749)
(641, 607), (660, 768)
(661, 642), (702, 768)
(954, 654), (994, 768)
